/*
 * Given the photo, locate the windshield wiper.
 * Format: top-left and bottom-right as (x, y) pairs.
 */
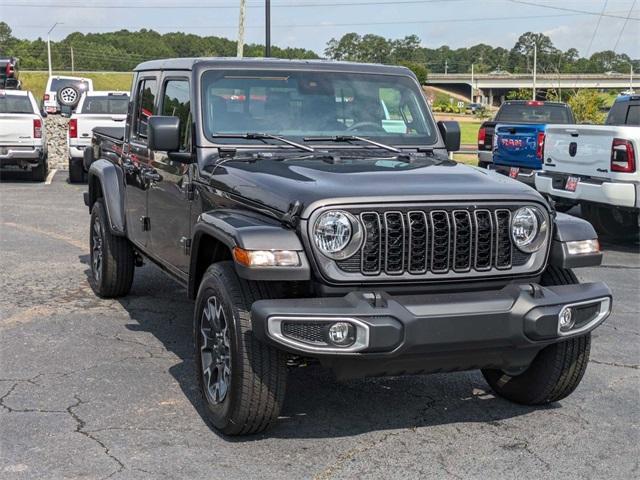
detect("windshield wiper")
(303, 135), (401, 153)
(210, 132), (314, 152)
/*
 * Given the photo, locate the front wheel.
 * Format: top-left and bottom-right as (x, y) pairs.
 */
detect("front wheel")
(482, 266), (591, 405)
(89, 199), (134, 298)
(194, 262), (287, 435)
(582, 203), (639, 241)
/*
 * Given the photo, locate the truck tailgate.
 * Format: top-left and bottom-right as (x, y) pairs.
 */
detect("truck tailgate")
(493, 124), (544, 169)
(76, 114), (126, 142)
(544, 125), (639, 181)
(0, 114), (37, 146)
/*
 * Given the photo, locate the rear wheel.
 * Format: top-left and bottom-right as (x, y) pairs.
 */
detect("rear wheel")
(194, 262), (287, 435)
(478, 161), (490, 169)
(482, 266), (591, 405)
(31, 158), (48, 182)
(582, 203), (639, 241)
(68, 158), (86, 183)
(89, 199), (134, 298)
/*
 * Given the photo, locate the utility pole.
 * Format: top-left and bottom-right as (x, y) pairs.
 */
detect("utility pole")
(532, 42), (537, 100)
(631, 64), (635, 93)
(471, 63), (474, 102)
(444, 59), (448, 75)
(237, 0), (246, 58)
(70, 46), (74, 73)
(47, 22), (62, 78)
(265, 0), (271, 57)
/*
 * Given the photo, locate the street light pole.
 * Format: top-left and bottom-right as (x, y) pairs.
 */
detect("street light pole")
(237, 0), (246, 58)
(47, 22), (62, 78)
(532, 42), (537, 100)
(265, 0), (271, 57)
(471, 63), (474, 102)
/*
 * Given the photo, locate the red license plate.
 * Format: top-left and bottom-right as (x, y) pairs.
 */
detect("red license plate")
(565, 176), (579, 192)
(509, 167), (520, 178)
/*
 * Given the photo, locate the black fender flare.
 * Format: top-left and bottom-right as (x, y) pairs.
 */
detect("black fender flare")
(188, 210), (311, 298)
(549, 212), (602, 268)
(87, 159), (126, 236)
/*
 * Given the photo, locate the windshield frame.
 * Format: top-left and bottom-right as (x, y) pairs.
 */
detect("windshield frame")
(197, 67), (440, 150)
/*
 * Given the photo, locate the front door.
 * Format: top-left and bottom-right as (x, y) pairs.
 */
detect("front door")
(124, 75), (158, 250)
(147, 76), (193, 274)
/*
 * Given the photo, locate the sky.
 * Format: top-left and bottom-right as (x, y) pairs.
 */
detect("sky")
(1, 0), (638, 58)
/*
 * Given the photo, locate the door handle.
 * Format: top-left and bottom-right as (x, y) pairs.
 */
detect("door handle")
(143, 170), (162, 182)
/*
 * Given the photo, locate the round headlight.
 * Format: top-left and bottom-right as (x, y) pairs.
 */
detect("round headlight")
(511, 207), (547, 253)
(313, 210), (362, 259)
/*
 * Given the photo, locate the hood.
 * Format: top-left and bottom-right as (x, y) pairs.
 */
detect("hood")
(209, 156), (545, 218)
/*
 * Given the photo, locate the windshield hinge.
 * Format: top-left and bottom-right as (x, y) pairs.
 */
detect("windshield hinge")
(281, 200), (303, 228)
(185, 182), (195, 201)
(180, 237), (192, 256)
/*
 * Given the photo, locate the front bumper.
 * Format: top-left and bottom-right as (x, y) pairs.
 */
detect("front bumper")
(252, 281), (611, 375)
(0, 147), (44, 171)
(536, 172), (638, 209)
(491, 164), (537, 187)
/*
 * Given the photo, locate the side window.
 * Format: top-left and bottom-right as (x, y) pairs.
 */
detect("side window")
(625, 105), (639, 126)
(606, 103), (627, 126)
(134, 78), (157, 140)
(162, 79), (191, 151)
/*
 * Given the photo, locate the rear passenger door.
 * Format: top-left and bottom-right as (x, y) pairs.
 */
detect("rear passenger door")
(123, 74), (158, 250)
(147, 75), (193, 275)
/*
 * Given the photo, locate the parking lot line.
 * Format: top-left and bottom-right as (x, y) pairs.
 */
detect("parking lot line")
(45, 168), (58, 185)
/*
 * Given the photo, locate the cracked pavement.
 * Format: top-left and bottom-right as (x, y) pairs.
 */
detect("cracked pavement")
(1, 172), (639, 479)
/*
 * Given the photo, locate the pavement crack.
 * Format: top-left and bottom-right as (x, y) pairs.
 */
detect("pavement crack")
(67, 396), (126, 480)
(590, 359), (640, 370)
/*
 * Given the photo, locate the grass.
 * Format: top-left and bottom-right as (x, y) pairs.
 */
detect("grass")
(458, 121), (481, 145)
(453, 152), (479, 166)
(19, 71), (133, 100)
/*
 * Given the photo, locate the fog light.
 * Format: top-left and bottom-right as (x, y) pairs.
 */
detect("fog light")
(327, 322), (356, 346)
(559, 307), (575, 332)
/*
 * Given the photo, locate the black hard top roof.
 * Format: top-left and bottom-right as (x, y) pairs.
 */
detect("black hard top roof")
(134, 57), (413, 76)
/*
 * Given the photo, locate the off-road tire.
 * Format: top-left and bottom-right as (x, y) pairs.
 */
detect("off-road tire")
(482, 266), (591, 405)
(582, 203), (639, 242)
(68, 158), (86, 183)
(89, 199), (134, 298)
(31, 159), (48, 182)
(194, 261), (287, 435)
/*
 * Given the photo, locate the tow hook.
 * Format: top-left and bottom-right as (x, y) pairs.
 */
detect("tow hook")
(528, 284), (545, 299)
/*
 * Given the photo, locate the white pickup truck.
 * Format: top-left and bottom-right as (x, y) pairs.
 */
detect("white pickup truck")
(0, 90), (49, 181)
(67, 91), (128, 182)
(536, 95), (639, 240)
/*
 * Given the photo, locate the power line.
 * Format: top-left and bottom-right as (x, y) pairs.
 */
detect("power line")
(612, 0), (638, 53)
(10, 12), (610, 31)
(585, 0), (609, 58)
(507, 0), (639, 20)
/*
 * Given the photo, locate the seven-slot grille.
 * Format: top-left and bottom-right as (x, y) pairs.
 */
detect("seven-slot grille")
(337, 207), (528, 277)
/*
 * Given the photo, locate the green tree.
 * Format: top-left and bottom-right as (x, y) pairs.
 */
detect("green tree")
(506, 89), (533, 100)
(398, 61), (428, 84)
(568, 90), (606, 124)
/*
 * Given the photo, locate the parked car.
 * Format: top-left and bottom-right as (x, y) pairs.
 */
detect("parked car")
(0, 57), (20, 89)
(84, 58), (610, 436)
(536, 94), (640, 240)
(0, 89), (48, 181)
(43, 75), (93, 114)
(67, 91), (128, 183)
(477, 100), (575, 173)
(491, 101), (575, 188)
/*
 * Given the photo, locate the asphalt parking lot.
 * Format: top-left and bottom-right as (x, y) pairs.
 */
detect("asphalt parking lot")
(1, 171), (638, 480)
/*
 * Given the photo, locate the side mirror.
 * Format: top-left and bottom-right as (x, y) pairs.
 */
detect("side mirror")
(438, 120), (461, 152)
(148, 116), (181, 152)
(40, 110), (48, 118)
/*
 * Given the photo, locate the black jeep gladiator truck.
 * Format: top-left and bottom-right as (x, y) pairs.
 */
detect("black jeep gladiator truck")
(84, 58), (612, 436)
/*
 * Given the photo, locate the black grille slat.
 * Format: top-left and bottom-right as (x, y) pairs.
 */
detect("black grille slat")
(430, 210), (450, 273)
(474, 210), (493, 271)
(361, 212), (382, 274)
(408, 211), (428, 274)
(335, 205), (533, 277)
(495, 209), (513, 269)
(384, 212), (405, 274)
(453, 211), (472, 272)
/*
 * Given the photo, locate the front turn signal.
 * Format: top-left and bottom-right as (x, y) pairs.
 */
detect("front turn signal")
(233, 247), (301, 267)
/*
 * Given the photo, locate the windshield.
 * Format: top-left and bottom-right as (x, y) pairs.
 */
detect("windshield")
(50, 78), (90, 93)
(496, 103), (572, 123)
(0, 95), (33, 114)
(201, 69), (436, 146)
(81, 95), (128, 114)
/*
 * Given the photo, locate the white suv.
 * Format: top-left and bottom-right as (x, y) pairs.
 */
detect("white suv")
(43, 76), (93, 114)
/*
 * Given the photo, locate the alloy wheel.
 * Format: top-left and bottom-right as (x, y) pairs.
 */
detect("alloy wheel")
(91, 219), (103, 283)
(200, 295), (232, 405)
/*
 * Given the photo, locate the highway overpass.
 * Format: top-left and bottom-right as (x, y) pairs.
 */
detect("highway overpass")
(426, 73), (638, 105)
